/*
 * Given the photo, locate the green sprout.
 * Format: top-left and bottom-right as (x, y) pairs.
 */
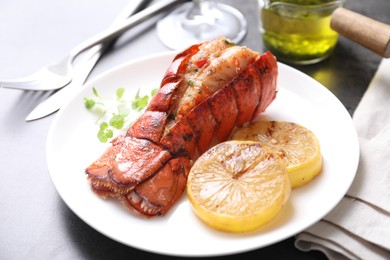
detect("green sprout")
(84, 87), (157, 143)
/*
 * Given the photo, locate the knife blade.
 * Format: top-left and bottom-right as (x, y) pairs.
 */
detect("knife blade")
(26, 0), (184, 121)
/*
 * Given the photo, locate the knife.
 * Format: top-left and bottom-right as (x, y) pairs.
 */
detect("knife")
(26, 0), (188, 121)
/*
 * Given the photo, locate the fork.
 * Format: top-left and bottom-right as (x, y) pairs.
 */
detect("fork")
(0, 0), (188, 91)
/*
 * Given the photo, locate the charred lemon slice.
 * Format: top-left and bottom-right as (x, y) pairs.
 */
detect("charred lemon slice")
(187, 141), (290, 233)
(233, 121), (322, 188)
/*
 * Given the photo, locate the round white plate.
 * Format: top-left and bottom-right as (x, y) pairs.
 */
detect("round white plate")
(47, 52), (359, 257)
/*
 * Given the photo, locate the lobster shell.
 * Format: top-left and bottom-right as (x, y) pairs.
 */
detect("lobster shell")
(86, 38), (278, 218)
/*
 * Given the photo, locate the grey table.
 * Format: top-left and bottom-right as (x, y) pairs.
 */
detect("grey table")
(1, 0), (389, 259)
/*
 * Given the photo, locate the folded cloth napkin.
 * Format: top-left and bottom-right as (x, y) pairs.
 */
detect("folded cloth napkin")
(295, 58), (390, 260)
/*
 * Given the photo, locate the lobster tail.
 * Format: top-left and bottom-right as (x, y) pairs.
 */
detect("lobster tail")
(121, 156), (191, 218)
(86, 37), (278, 218)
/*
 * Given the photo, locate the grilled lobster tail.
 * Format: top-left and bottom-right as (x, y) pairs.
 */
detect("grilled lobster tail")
(86, 37), (278, 218)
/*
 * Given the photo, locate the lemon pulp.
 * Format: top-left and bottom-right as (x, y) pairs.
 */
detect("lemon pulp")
(187, 141), (291, 233)
(233, 120), (322, 188)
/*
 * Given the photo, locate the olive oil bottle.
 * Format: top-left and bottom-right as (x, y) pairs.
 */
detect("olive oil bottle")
(260, 0), (344, 64)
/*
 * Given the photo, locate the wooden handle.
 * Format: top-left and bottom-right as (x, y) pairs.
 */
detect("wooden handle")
(331, 7), (390, 58)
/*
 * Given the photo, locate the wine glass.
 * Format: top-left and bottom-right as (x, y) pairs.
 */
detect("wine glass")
(156, 0), (247, 50)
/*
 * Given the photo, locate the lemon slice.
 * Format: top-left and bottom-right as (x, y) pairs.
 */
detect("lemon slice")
(187, 141), (291, 233)
(233, 121), (322, 188)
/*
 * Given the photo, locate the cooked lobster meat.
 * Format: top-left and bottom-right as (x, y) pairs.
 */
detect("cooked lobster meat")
(85, 37), (278, 218)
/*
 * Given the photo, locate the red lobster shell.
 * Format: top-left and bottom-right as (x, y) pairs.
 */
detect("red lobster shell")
(86, 37), (278, 218)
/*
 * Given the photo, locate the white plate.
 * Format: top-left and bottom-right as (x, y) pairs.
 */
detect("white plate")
(47, 52), (359, 257)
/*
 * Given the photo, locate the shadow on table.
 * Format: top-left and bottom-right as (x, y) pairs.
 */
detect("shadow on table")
(1, 89), (55, 123)
(289, 36), (382, 116)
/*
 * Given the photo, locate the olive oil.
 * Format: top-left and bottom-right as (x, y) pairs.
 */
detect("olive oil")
(261, 0), (341, 64)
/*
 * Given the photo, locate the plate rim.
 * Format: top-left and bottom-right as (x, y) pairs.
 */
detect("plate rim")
(46, 51), (360, 257)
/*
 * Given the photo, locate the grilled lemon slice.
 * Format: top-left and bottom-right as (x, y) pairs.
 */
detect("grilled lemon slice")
(187, 141), (291, 233)
(233, 121), (322, 188)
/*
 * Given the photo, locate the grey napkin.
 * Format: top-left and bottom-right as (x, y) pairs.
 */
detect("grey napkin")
(295, 58), (390, 260)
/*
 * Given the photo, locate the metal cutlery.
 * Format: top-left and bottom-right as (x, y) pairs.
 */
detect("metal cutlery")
(25, 0), (152, 120)
(25, 0), (190, 121)
(2, 0), (188, 92)
(25, 47), (103, 121)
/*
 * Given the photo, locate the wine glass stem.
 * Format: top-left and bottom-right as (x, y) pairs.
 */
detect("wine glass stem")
(187, 0), (214, 19)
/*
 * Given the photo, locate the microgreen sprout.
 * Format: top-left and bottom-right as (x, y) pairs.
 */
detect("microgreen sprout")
(84, 87), (157, 143)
